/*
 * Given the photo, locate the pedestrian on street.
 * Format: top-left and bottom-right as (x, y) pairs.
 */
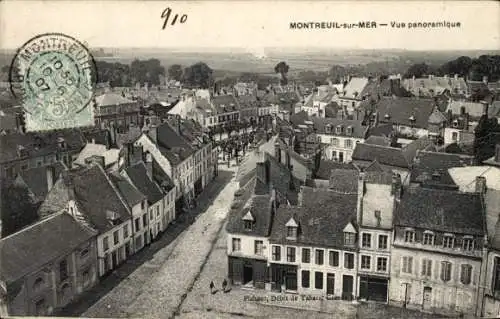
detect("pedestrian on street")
(222, 278), (228, 292)
(210, 281), (215, 294)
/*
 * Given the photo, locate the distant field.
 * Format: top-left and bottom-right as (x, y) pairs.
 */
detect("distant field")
(94, 52), (397, 73)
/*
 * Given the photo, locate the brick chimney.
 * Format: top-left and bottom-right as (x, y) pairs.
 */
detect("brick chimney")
(391, 173), (402, 199)
(149, 125), (158, 144)
(145, 152), (153, 180)
(481, 101), (489, 116)
(275, 142), (281, 164)
(85, 155), (105, 168)
(475, 176), (487, 194)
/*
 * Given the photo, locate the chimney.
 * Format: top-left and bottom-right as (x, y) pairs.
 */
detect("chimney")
(145, 152), (153, 180)
(275, 142), (281, 163)
(475, 176), (487, 194)
(447, 109), (453, 125)
(355, 109), (360, 121)
(391, 173), (402, 199)
(177, 115), (182, 135)
(465, 112), (470, 130)
(46, 166), (55, 190)
(149, 125), (158, 144)
(483, 76), (488, 85)
(286, 151), (291, 170)
(356, 173), (365, 226)
(481, 101), (489, 116)
(374, 210), (381, 228)
(85, 155), (106, 168)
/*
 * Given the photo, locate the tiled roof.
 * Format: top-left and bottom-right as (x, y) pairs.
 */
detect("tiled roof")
(17, 162), (66, 201)
(109, 173), (146, 208)
(226, 194), (273, 237)
(375, 97), (436, 128)
(410, 151), (474, 187)
(447, 101), (485, 118)
(394, 186), (485, 235)
(124, 163), (164, 205)
(403, 76), (467, 95)
(311, 117), (367, 138)
(236, 135), (277, 183)
(366, 124), (395, 138)
(314, 160), (357, 180)
(39, 165), (131, 233)
(364, 136), (391, 146)
(428, 108), (448, 124)
(269, 187), (358, 248)
(0, 211), (96, 283)
(352, 143), (409, 168)
(342, 77), (369, 99)
(152, 159), (175, 192)
(211, 95), (239, 113)
(329, 169), (360, 193)
(95, 92), (136, 106)
(74, 144), (120, 168)
(0, 130), (86, 164)
(262, 153), (301, 205)
(152, 122), (197, 165)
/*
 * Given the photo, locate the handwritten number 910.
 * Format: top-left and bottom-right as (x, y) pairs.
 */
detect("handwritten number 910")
(161, 7), (187, 29)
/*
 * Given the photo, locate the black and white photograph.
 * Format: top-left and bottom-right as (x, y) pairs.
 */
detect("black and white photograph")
(0, 1), (499, 318)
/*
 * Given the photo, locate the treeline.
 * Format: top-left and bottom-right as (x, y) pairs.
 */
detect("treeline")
(404, 55), (500, 81)
(96, 58), (165, 87)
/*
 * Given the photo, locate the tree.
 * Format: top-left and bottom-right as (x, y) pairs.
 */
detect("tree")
(182, 62), (214, 88)
(1, 179), (38, 237)
(274, 61), (290, 85)
(473, 115), (500, 163)
(404, 63), (434, 78)
(168, 64), (183, 81)
(130, 58), (165, 87)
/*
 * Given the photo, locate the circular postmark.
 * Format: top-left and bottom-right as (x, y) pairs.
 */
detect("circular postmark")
(9, 33), (97, 130)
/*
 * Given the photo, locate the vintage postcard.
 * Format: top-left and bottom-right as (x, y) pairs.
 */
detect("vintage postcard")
(0, 1), (499, 318)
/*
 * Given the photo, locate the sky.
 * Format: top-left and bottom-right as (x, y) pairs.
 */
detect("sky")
(0, 1), (499, 52)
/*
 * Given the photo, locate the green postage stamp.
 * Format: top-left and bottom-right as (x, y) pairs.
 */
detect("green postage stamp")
(9, 33), (97, 131)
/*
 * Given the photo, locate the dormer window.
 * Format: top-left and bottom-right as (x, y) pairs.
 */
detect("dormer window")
(463, 236), (474, 251)
(423, 231), (435, 245)
(325, 124), (332, 133)
(346, 126), (353, 135)
(57, 137), (66, 149)
(404, 229), (415, 243)
(443, 234), (455, 248)
(343, 222), (357, 246)
(242, 210), (255, 231)
(384, 114), (391, 119)
(336, 125), (343, 135)
(106, 210), (120, 226)
(453, 119), (459, 127)
(286, 217), (299, 240)
(408, 115), (416, 122)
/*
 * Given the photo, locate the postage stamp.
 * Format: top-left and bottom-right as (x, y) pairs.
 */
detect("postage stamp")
(9, 33), (97, 132)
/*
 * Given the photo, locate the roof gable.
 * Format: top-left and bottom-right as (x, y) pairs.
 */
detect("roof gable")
(343, 222), (357, 233)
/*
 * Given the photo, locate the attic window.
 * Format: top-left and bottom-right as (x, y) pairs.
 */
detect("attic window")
(384, 114), (391, 119)
(336, 125), (343, 134)
(106, 210), (121, 226)
(431, 172), (441, 181)
(286, 217), (299, 239)
(346, 126), (353, 135)
(408, 115), (416, 122)
(453, 119), (459, 127)
(242, 211), (255, 231)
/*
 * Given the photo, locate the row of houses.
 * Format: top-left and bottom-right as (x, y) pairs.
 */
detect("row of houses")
(226, 132), (500, 317)
(0, 116), (218, 316)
